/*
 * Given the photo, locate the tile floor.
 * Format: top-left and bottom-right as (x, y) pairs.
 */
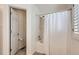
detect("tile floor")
(33, 51), (46, 55)
(15, 48), (26, 55)
(15, 48), (45, 55)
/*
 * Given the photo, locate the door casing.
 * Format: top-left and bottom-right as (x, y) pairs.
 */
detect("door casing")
(9, 7), (27, 55)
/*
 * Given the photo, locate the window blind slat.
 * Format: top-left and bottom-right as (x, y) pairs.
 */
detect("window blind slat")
(73, 4), (79, 32)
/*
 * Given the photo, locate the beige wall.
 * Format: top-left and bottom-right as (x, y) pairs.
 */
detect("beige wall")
(30, 5), (40, 54)
(71, 37), (79, 54)
(71, 30), (79, 54)
(0, 5), (10, 55)
(0, 8), (3, 54)
(0, 4), (40, 55)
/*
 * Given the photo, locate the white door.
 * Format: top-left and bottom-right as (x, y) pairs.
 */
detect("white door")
(11, 8), (19, 55)
(18, 10), (26, 49)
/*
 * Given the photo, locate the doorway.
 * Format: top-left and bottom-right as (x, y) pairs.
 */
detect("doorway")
(10, 7), (26, 55)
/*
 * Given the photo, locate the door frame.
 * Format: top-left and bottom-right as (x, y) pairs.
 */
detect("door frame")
(9, 6), (27, 55)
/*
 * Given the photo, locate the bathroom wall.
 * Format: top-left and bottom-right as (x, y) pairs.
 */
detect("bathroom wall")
(0, 8), (3, 54)
(71, 35), (79, 54)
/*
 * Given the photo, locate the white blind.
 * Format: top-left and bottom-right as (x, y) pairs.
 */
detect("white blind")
(73, 4), (79, 32)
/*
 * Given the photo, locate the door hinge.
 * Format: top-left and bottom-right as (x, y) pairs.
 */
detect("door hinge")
(73, 4), (74, 7)
(10, 49), (12, 52)
(10, 11), (12, 15)
(11, 29), (12, 33)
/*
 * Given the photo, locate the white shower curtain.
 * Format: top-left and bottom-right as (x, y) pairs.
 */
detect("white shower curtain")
(43, 11), (71, 55)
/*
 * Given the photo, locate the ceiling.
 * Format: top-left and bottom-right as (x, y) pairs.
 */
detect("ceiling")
(35, 4), (73, 15)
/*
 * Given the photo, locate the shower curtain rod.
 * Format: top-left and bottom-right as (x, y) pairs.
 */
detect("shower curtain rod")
(37, 8), (72, 16)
